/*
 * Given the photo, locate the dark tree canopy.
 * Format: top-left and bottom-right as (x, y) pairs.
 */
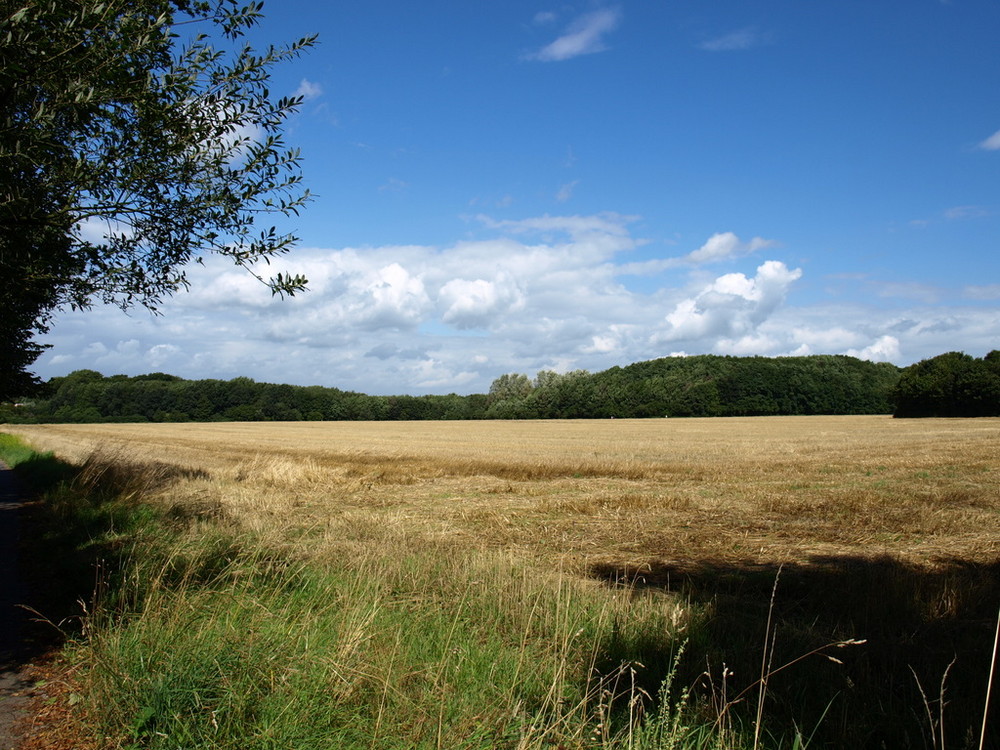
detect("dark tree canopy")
(892, 351), (1000, 417)
(1, 354), (903, 424)
(483, 354), (899, 419)
(0, 0), (315, 399)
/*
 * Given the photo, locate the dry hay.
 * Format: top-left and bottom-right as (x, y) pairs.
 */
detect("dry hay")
(5, 416), (999, 572)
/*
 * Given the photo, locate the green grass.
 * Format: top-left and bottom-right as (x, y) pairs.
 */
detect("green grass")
(0, 432), (75, 490)
(81, 533), (713, 749)
(0, 432), (38, 467)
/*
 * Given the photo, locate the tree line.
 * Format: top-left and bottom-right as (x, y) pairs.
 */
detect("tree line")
(485, 355), (900, 419)
(2, 354), (909, 423)
(892, 350), (1000, 417)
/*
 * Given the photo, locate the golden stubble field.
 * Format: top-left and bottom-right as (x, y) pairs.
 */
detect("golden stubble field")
(5, 416), (999, 572)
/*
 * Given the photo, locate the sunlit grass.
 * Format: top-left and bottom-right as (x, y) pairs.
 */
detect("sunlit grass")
(6, 417), (998, 567)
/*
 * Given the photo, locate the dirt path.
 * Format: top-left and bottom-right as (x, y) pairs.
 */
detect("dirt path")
(0, 462), (30, 748)
(0, 463), (59, 750)
(0, 460), (99, 750)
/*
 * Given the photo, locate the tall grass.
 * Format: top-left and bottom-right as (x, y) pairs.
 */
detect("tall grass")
(80, 530), (722, 749)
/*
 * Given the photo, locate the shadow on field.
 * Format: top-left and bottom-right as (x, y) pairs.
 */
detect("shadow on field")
(589, 556), (1000, 750)
(5, 451), (212, 668)
(2, 452), (78, 668)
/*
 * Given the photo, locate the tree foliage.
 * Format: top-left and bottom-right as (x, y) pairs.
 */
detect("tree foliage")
(484, 355), (899, 419)
(0, 0), (315, 399)
(2, 354), (904, 423)
(892, 351), (1000, 417)
(4, 370), (476, 424)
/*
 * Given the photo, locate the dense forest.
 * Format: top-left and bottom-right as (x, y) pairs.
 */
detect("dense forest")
(1, 354), (906, 423)
(892, 350), (1000, 417)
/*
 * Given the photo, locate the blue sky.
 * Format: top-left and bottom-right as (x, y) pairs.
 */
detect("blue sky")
(36, 1), (1000, 394)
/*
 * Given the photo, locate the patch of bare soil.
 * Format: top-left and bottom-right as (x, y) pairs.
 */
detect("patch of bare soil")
(12, 656), (97, 750)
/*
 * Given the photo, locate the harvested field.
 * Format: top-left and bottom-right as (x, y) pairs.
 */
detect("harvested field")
(5, 416), (1000, 748)
(6, 416), (999, 571)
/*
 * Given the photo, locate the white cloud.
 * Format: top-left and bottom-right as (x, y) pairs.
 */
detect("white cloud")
(357, 263), (430, 330)
(716, 333), (781, 356)
(582, 324), (633, 355)
(760, 304), (998, 366)
(699, 27), (768, 52)
(74, 216), (134, 245)
(184, 267), (278, 310)
(584, 334), (618, 354)
(32, 213), (1000, 395)
(653, 260), (802, 344)
(439, 275), (526, 329)
(616, 232), (776, 277)
(477, 212), (635, 241)
(846, 335), (901, 362)
(789, 326), (862, 351)
(294, 79), (323, 101)
(526, 9), (621, 62)
(685, 232), (775, 264)
(147, 344), (181, 369)
(978, 129), (1000, 150)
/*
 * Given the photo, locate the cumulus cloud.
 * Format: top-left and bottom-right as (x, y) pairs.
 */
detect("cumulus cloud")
(357, 263), (430, 330)
(365, 343), (431, 361)
(654, 261), (802, 344)
(582, 324), (634, 355)
(526, 9), (621, 62)
(439, 274), (526, 329)
(846, 335), (901, 362)
(146, 344), (181, 369)
(616, 232), (776, 277)
(716, 333), (782, 356)
(789, 326), (863, 352)
(33, 212), (998, 395)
